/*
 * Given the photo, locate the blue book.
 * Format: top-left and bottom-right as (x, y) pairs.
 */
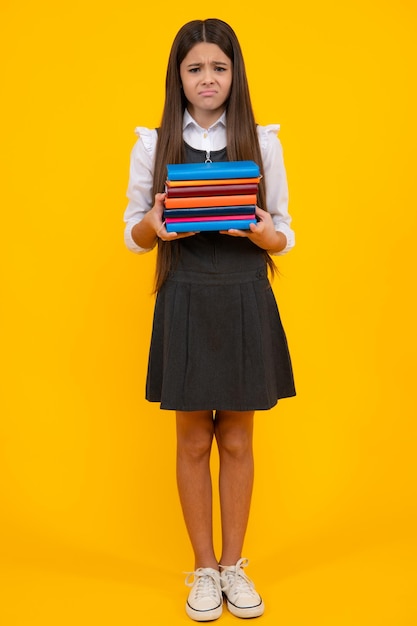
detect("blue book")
(166, 160), (260, 181)
(164, 205), (257, 219)
(166, 218), (257, 233)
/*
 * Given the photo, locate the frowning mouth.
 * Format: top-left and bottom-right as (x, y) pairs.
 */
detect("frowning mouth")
(199, 90), (217, 96)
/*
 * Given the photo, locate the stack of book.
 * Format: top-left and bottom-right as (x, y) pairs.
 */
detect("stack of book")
(163, 160), (260, 232)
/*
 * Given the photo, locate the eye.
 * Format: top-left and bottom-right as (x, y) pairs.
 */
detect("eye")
(214, 66), (227, 72)
(189, 67), (200, 73)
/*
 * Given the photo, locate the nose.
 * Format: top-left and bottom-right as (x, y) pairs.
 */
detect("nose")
(201, 69), (215, 84)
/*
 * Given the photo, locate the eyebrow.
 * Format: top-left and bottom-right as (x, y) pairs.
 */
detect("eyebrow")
(186, 61), (229, 68)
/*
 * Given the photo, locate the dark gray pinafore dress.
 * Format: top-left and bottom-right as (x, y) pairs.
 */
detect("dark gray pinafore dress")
(146, 143), (296, 411)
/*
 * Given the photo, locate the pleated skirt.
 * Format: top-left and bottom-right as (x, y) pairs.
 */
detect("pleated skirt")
(146, 260), (296, 411)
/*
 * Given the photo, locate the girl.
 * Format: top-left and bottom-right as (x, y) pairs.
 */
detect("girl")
(124, 18), (295, 622)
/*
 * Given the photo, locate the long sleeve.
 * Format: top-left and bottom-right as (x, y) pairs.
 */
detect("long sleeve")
(257, 125), (295, 255)
(123, 127), (158, 253)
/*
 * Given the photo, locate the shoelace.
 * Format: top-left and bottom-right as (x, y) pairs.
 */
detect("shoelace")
(221, 558), (258, 599)
(185, 568), (222, 599)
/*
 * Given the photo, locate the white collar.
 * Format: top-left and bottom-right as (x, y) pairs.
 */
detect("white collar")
(183, 109), (227, 132)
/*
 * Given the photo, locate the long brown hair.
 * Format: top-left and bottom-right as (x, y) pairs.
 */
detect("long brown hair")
(152, 18), (276, 292)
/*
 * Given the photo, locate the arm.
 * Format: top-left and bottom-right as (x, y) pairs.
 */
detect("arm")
(130, 193), (165, 250)
(261, 125), (295, 255)
(123, 128), (158, 253)
(124, 128), (199, 252)
(222, 125), (295, 255)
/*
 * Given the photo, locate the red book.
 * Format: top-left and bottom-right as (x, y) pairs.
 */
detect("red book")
(166, 177), (260, 187)
(164, 194), (257, 209)
(164, 205), (257, 219)
(165, 214), (255, 223)
(165, 218), (257, 232)
(165, 183), (259, 198)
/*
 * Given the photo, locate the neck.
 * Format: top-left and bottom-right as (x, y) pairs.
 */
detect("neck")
(187, 107), (225, 130)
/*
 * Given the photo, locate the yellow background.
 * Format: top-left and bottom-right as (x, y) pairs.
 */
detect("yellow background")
(1, 1), (416, 624)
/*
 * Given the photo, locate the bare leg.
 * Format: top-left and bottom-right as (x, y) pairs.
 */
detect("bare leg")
(176, 410), (218, 570)
(214, 410), (254, 566)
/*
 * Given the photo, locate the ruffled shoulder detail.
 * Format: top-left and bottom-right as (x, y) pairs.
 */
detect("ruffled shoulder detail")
(256, 124), (281, 151)
(133, 126), (158, 154)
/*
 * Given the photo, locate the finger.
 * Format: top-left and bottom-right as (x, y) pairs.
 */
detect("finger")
(156, 220), (167, 236)
(159, 230), (200, 241)
(249, 221), (264, 234)
(164, 231), (199, 238)
(220, 229), (248, 237)
(176, 232), (201, 239)
(154, 193), (167, 214)
(255, 205), (267, 218)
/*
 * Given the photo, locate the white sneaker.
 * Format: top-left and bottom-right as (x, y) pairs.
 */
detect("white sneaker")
(220, 558), (264, 618)
(185, 567), (223, 621)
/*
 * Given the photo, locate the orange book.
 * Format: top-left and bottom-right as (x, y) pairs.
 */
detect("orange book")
(164, 194), (258, 209)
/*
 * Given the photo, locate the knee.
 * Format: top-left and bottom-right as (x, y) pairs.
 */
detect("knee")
(176, 411), (214, 462)
(216, 427), (252, 460)
(177, 429), (214, 461)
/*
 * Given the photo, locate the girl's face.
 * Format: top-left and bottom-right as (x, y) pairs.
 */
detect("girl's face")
(179, 42), (233, 126)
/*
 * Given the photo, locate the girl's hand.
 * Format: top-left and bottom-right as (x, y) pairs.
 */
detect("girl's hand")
(151, 193), (200, 242)
(131, 193), (200, 249)
(220, 206), (287, 253)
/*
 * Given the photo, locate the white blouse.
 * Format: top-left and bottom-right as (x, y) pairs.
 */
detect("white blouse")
(124, 110), (295, 255)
